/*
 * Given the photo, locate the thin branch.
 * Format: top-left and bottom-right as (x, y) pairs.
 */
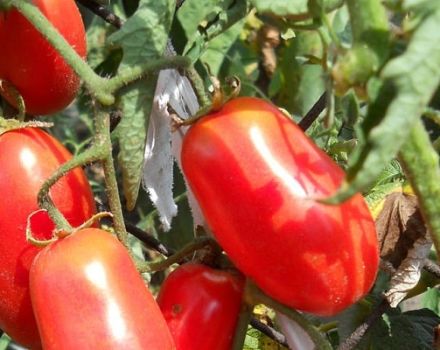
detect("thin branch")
(76, 0), (124, 28)
(125, 222), (175, 257)
(250, 317), (289, 348)
(137, 237), (217, 273)
(298, 92), (327, 131)
(337, 299), (389, 350)
(423, 258), (440, 279)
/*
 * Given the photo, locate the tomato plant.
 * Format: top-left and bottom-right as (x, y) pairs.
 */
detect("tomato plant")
(30, 228), (175, 350)
(181, 97), (380, 316)
(0, 0), (86, 115)
(157, 263), (244, 350)
(0, 128), (96, 348)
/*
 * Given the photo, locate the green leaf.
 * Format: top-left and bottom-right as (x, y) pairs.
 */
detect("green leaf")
(244, 326), (261, 350)
(372, 309), (440, 349)
(109, 0), (175, 210)
(328, 2), (440, 203)
(421, 287), (440, 314)
(177, 0), (233, 52)
(109, 0), (174, 68)
(0, 334), (11, 350)
(115, 78), (156, 210)
(86, 13), (120, 69)
(275, 31), (325, 117)
(249, 0), (343, 20)
(200, 19), (245, 75)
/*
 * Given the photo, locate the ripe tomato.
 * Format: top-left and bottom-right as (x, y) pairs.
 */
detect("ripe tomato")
(157, 263), (244, 350)
(30, 228), (175, 350)
(0, 0), (86, 115)
(0, 128), (96, 348)
(181, 97), (379, 316)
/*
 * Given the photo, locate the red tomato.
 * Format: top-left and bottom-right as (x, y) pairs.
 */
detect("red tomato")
(0, 128), (96, 348)
(0, 0), (86, 115)
(181, 97), (379, 316)
(30, 228), (175, 350)
(157, 263), (244, 350)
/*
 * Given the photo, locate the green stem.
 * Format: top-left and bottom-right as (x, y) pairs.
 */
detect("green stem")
(246, 282), (332, 350)
(184, 66), (211, 109)
(0, 80), (26, 120)
(319, 321), (339, 333)
(93, 107), (128, 245)
(37, 146), (104, 231)
(136, 237), (217, 273)
(232, 279), (253, 350)
(106, 57), (192, 92)
(398, 118), (440, 257)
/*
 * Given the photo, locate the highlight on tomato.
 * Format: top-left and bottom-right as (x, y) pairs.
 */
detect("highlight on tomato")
(181, 97), (379, 316)
(157, 263), (244, 350)
(30, 228), (175, 350)
(0, 0), (87, 115)
(0, 128), (96, 348)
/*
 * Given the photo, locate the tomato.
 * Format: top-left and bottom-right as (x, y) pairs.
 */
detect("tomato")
(0, 128), (96, 348)
(157, 263), (244, 350)
(181, 97), (379, 316)
(30, 228), (175, 350)
(0, 0), (86, 115)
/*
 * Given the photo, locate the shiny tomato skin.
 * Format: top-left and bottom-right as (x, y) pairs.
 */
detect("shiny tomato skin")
(0, 128), (96, 348)
(157, 263), (244, 350)
(181, 97), (379, 316)
(30, 228), (176, 350)
(0, 0), (86, 115)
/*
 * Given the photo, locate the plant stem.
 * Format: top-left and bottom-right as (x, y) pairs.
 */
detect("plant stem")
(250, 317), (289, 347)
(136, 237), (217, 273)
(398, 118), (440, 256)
(185, 66), (211, 109)
(246, 282), (332, 350)
(0, 80), (26, 121)
(338, 299), (389, 350)
(37, 147), (104, 231)
(76, 0), (125, 28)
(106, 56), (192, 92)
(232, 282), (253, 350)
(92, 107), (128, 245)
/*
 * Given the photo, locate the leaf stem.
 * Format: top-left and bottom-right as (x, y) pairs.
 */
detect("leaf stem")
(93, 107), (128, 245)
(136, 237), (217, 273)
(105, 56), (192, 92)
(232, 281), (253, 350)
(37, 146), (104, 232)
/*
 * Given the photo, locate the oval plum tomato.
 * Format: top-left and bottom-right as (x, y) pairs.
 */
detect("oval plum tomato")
(0, 128), (96, 348)
(30, 228), (175, 350)
(181, 97), (379, 316)
(0, 0), (86, 115)
(157, 263), (244, 350)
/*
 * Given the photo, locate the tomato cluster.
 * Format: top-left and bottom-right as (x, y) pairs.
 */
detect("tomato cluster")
(0, 128), (96, 348)
(0, 0), (380, 346)
(0, 0), (86, 115)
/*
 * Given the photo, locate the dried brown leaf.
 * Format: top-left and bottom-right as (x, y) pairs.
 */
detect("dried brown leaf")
(376, 192), (427, 267)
